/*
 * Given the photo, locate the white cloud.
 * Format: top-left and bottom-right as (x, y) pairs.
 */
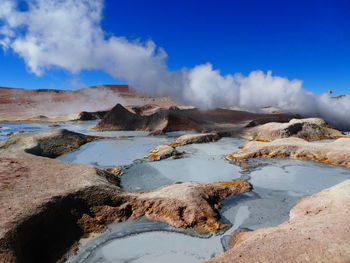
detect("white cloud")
(0, 0), (349, 130)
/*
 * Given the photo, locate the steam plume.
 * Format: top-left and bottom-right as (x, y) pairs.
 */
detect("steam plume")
(0, 0), (349, 130)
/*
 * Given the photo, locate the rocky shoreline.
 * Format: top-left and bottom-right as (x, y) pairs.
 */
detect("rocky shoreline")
(205, 180), (350, 263)
(0, 129), (251, 263)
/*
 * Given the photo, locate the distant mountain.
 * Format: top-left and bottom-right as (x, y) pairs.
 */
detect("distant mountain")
(0, 85), (131, 104)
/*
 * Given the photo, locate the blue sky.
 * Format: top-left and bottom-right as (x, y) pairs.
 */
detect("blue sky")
(0, 0), (349, 95)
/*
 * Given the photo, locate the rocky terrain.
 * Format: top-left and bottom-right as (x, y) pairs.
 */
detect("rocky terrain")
(171, 133), (222, 146)
(243, 118), (344, 141)
(93, 103), (296, 135)
(205, 180), (350, 263)
(0, 129), (103, 157)
(0, 129), (251, 263)
(227, 137), (350, 168)
(1, 86), (350, 263)
(147, 144), (182, 160)
(0, 86), (178, 122)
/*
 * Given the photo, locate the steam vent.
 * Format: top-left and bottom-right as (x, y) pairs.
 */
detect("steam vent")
(1, 1), (350, 263)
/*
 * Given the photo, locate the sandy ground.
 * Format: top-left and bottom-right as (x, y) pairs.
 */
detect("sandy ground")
(0, 85), (179, 122)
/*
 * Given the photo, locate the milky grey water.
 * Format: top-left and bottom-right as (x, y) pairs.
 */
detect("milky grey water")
(56, 128), (350, 263)
(3, 122), (350, 263)
(0, 120), (99, 141)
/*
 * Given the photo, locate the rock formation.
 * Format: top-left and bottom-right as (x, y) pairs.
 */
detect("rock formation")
(0, 130), (251, 263)
(244, 118), (344, 142)
(170, 133), (221, 146)
(204, 180), (350, 263)
(93, 104), (204, 133)
(147, 145), (182, 160)
(226, 137), (350, 168)
(0, 86), (178, 122)
(94, 103), (297, 135)
(0, 129), (102, 158)
(129, 181), (252, 233)
(72, 110), (109, 121)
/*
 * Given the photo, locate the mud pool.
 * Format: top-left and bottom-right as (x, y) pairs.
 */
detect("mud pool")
(3, 121), (350, 263)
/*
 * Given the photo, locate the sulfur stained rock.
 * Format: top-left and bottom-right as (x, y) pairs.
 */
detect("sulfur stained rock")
(204, 180), (350, 263)
(147, 144), (179, 160)
(243, 118), (344, 142)
(226, 137), (350, 168)
(128, 180), (252, 233)
(0, 129), (252, 263)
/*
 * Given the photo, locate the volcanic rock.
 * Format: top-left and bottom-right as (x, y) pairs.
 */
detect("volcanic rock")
(0, 155), (124, 263)
(130, 104), (162, 115)
(128, 181), (252, 233)
(226, 137), (350, 168)
(204, 180), (350, 263)
(244, 118), (344, 142)
(75, 110), (108, 120)
(171, 133), (221, 146)
(0, 130), (251, 263)
(0, 129), (102, 158)
(147, 145), (180, 160)
(94, 103), (297, 135)
(93, 104), (203, 133)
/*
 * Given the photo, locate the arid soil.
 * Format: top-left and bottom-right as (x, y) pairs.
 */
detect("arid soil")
(0, 129), (251, 263)
(0, 85), (178, 122)
(204, 180), (350, 263)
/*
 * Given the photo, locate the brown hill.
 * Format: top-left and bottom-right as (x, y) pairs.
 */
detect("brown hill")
(0, 85), (131, 104)
(94, 103), (296, 135)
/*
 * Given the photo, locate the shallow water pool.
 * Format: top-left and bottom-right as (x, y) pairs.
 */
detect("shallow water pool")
(3, 122), (350, 263)
(57, 136), (172, 167)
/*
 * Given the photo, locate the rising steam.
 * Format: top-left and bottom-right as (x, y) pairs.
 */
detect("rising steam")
(0, 0), (349, 130)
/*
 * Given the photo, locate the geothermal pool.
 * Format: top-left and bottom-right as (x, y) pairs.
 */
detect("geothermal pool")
(3, 121), (350, 263)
